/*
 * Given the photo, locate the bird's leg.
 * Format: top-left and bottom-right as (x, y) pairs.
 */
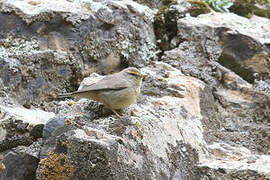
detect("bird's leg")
(110, 108), (121, 118)
(103, 103), (121, 118)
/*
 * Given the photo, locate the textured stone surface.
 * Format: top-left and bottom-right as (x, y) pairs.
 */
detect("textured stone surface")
(199, 143), (270, 179)
(37, 63), (207, 179)
(0, 151), (39, 180)
(0, 0), (157, 107)
(0, 106), (52, 152)
(176, 12), (270, 84)
(0, 0), (269, 179)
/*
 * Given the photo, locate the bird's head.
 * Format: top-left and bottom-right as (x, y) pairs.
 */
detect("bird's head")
(122, 67), (144, 86)
(123, 67), (144, 78)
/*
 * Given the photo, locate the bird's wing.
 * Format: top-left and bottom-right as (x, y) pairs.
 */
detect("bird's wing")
(76, 74), (129, 93)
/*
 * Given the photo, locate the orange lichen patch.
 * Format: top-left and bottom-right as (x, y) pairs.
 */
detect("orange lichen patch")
(65, 118), (71, 125)
(0, 153), (5, 169)
(38, 152), (75, 180)
(40, 158), (47, 165)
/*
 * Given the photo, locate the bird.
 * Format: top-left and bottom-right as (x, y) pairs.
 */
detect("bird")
(58, 67), (143, 117)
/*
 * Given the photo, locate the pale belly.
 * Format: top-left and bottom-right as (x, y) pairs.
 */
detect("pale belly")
(98, 87), (140, 109)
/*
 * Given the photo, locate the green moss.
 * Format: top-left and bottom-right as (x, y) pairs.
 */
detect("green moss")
(254, 7), (270, 18)
(154, 0), (179, 51)
(163, 0), (178, 6)
(188, 0), (211, 17)
(154, 6), (168, 37)
(229, 0), (270, 18)
(218, 53), (255, 83)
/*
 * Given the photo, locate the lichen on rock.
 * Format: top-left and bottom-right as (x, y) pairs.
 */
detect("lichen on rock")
(0, 0), (270, 179)
(38, 152), (75, 180)
(154, 0), (179, 51)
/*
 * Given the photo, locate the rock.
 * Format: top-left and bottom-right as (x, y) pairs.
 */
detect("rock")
(0, 151), (39, 180)
(133, 0), (163, 9)
(0, 106), (54, 152)
(176, 12), (270, 83)
(0, 0), (269, 179)
(0, 35), (76, 106)
(42, 116), (66, 139)
(0, 58), (22, 91)
(254, 79), (270, 94)
(160, 10), (270, 179)
(0, 137), (35, 153)
(36, 62), (212, 179)
(30, 124), (44, 139)
(199, 143), (270, 179)
(229, 0), (270, 19)
(0, 106), (55, 125)
(0, 0), (158, 106)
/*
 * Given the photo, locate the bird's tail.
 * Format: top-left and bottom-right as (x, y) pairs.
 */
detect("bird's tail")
(57, 92), (74, 98)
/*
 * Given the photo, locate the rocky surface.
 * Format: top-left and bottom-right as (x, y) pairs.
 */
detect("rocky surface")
(0, 0), (269, 179)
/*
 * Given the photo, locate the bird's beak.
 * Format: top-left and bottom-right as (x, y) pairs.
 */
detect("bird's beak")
(139, 73), (146, 79)
(139, 73), (146, 80)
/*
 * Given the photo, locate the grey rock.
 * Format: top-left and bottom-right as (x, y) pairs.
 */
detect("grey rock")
(0, 106), (55, 125)
(175, 12), (270, 84)
(159, 10), (270, 178)
(0, 137), (35, 153)
(36, 63), (212, 179)
(0, 106), (54, 152)
(0, 58), (22, 90)
(0, 0), (158, 107)
(42, 116), (66, 139)
(254, 79), (270, 95)
(199, 143), (270, 179)
(0, 151), (39, 180)
(0, 0), (269, 179)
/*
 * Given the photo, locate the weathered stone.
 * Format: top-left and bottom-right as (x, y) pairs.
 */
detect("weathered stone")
(30, 124), (44, 139)
(0, 151), (39, 180)
(36, 62), (212, 179)
(160, 10), (270, 179)
(229, 0), (270, 18)
(0, 0), (158, 106)
(0, 0), (269, 179)
(199, 143), (270, 179)
(0, 106), (54, 152)
(42, 116), (66, 139)
(176, 12), (270, 83)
